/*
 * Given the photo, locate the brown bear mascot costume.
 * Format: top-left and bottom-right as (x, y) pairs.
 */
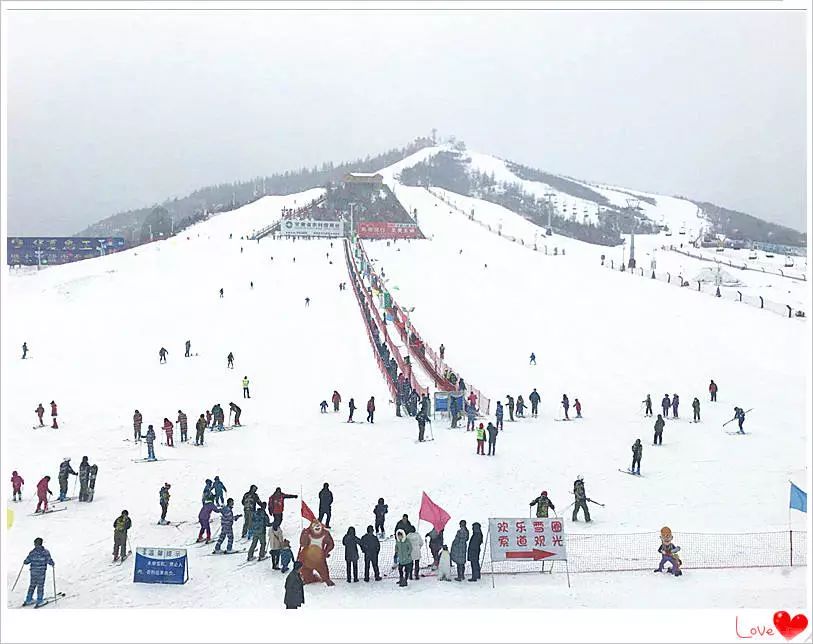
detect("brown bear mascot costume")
(298, 518), (335, 586)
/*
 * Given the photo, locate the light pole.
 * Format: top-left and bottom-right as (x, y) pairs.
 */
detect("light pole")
(544, 192), (555, 235)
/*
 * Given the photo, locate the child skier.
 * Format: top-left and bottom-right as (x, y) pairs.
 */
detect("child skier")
(11, 471), (24, 502)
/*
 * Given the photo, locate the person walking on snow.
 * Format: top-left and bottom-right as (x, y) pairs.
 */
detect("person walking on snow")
(495, 401), (504, 431)
(631, 439), (643, 475)
(318, 483), (333, 528)
(11, 471), (24, 502)
(57, 458), (77, 501)
(113, 510), (132, 562)
(212, 498), (242, 554)
(466, 403), (477, 431)
(671, 394), (680, 418)
(284, 561), (305, 609)
(530, 491), (556, 518)
(486, 422), (498, 455)
(360, 526), (382, 581)
(574, 398), (582, 418)
(342, 527), (362, 582)
(268, 524), (285, 569)
(395, 530), (412, 587)
(475, 423), (486, 455)
(35, 476), (52, 513)
(242, 376), (250, 399)
(709, 379), (718, 402)
(468, 522), (483, 582)
(529, 389), (541, 417)
(195, 414), (206, 446)
(227, 352), (234, 369)
(133, 409), (143, 442)
(654, 414), (665, 445)
(643, 394), (653, 417)
(35, 403), (45, 427)
(159, 347), (168, 363)
(197, 501), (216, 543)
(158, 483), (171, 524)
(162, 418), (174, 447)
(22, 342), (28, 359)
(451, 520), (469, 581)
(366, 397), (376, 423)
(213, 476), (227, 505)
(268, 487), (298, 530)
(50, 401), (58, 429)
(348, 398), (357, 422)
(439, 343), (445, 360)
(332, 391), (341, 412)
(374, 498), (388, 538)
(506, 395), (515, 421)
(22, 538), (54, 607)
(529, 352), (536, 365)
(692, 397), (701, 422)
(185, 340), (191, 357)
(561, 394), (570, 420)
(661, 394), (671, 418)
(407, 528), (423, 579)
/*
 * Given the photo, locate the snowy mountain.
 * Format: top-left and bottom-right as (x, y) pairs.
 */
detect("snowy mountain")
(3, 146), (808, 622)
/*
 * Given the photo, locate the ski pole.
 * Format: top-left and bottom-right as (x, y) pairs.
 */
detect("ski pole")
(11, 562), (24, 591)
(52, 565), (57, 608)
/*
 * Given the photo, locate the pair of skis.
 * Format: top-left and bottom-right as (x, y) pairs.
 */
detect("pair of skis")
(22, 592), (68, 608)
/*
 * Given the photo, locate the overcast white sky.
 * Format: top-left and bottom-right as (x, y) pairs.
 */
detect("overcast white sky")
(5, 9), (808, 235)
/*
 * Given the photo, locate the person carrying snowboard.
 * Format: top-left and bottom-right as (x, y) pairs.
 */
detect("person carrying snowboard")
(133, 409), (143, 442)
(113, 510), (132, 562)
(572, 476), (591, 522)
(78, 456), (90, 502)
(35, 403), (44, 427)
(631, 439), (643, 475)
(158, 483), (171, 524)
(561, 394), (570, 420)
(642, 394), (653, 417)
(709, 379), (718, 402)
(529, 490), (555, 517)
(692, 397), (701, 422)
(22, 538), (54, 607)
(212, 498), (242, 554)
(529, 389), (541, 417)
(11, 471), (24, 502)
(332, 390), (341, 412)
(87, 464), (98, 502)
(177, 410), (188, 442)
(654, 414), (665, 445)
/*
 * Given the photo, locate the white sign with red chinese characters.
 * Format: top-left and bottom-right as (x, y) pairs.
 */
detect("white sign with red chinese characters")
(488, 517), (567, 562)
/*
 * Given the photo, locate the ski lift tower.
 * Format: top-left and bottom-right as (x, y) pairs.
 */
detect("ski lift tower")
(625, 198), (642, 269)
(544, 192), (555, 235)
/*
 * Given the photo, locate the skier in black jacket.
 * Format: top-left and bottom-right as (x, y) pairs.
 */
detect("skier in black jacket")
(360, 525), (382, 581)
(467, 522), (484, 581)
(318, 483), (333, 528)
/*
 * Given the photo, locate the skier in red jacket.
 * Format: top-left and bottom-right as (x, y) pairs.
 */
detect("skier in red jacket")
(331, 391), (341, 412)
(268, 487), (298, 529)
(11, 471), (24, 502)
(163, 418), (174, 447)
(36, 476), (52, 513)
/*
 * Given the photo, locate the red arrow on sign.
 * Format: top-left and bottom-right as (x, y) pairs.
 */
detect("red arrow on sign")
(505, 549), (555, 561)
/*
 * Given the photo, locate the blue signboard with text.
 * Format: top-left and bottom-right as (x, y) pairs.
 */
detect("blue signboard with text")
(133, 547), (188, 585)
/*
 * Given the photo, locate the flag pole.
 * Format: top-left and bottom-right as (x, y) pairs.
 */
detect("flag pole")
(486, 520), (495, 589)
(300, 484), (303, 532)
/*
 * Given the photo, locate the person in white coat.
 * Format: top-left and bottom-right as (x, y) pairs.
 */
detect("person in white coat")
(437, 545), (452, 581)
(406, 529), (423, 579)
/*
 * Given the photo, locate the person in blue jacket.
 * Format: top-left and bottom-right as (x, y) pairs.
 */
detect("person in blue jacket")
(495, 401), (504, 431)
(212, 476), (227, 506)
(23, 538), (55, 606)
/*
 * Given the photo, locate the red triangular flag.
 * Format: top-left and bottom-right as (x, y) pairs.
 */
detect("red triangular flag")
(301, 500), (316, 524)
(419, 492), (451, 532)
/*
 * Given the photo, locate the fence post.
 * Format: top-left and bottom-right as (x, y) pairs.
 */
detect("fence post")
(790, 530), (793, 567)
(787, 305), (792, 318)
(759, 296), (764, 309)
(667, 273), (671, 284)
(737, 290), (742, 302)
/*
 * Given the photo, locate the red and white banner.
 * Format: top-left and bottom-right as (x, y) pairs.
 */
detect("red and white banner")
(356, 221), (422, 239)
(488, 517), (567, 562)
